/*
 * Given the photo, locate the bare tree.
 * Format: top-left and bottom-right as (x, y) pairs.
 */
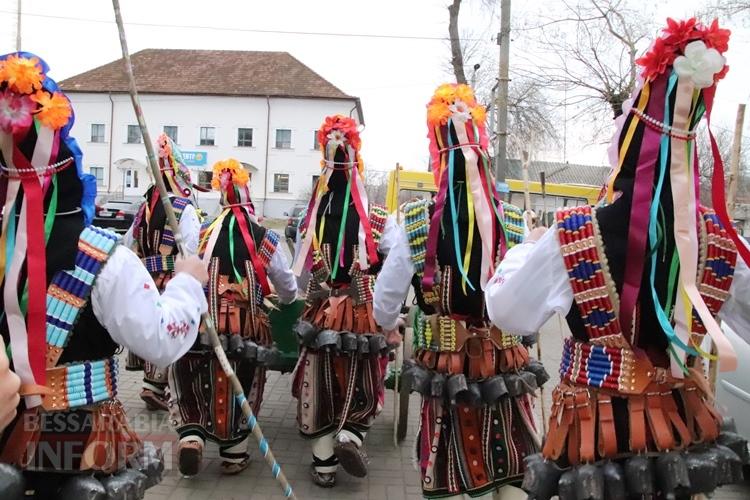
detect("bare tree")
(516, 0), (653, 124)
(695, 125), (749, 206)
(448, 0), (468, 84)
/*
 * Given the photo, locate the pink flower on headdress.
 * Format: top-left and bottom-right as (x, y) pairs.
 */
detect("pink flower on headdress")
(0, 90), (34, 132)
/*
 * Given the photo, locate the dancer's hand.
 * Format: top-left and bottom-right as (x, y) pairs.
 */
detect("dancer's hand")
(384, 328), (402, 348)
(175, 255), (209, 286)
(0, 338), (21, 432)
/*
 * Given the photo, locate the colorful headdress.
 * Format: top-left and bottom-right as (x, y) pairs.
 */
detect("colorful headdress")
(422, 83), (504, 293)
(157, 133), (195, 196)
(0, 53), (94, 406)
(292, 115), (378, 277)
(604, 18), (744, 375)
(211, 158), (252, 207)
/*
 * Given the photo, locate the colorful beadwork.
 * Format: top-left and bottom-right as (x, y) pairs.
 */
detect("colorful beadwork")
(556, 206), (623, 344)
(46, 226), (119, 365)
(369, 204), (389, 246)
(438, 316), (457, 352)
(142, 255), (175, 273)
(259, 230), (279, 267)
(559, 338), (633, 392)
(44, 357), (119, 410)
(404, 199), (431, 278)
(501, 201), (525, 249)
(159, 197), (192, 255)
(692, 208), (737, 335)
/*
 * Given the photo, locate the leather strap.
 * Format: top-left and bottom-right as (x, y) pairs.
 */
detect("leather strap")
(628, 395), (647, 452)
(661, 389), (692, 449)
(542, 388), (573, 460)
(681, 385), (719, 443)
(597, 393), (618, 458)
(645, 385), (675, 451)
(576, 390), (596, 463)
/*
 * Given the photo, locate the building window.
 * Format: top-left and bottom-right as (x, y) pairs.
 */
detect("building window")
(237, 128), (253, 147)
(127, 125), (141, 144)
(274, 173), (289, 193)
(197, 170), (212, 190)
(91, 124), (105, 143)
(125, 169), (139, 188)
(90, 166), (104, 186)
(200, 127), (215, 146)
(312, 131), (320, 150)
(164, 125), (178, 143)
(312, 175), (320, 191)
(275, 129), (292, 149)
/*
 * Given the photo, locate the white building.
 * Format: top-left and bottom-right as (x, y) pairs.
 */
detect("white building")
(59, 49), (363, 217)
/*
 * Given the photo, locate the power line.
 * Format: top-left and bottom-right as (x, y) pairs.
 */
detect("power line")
(0, 9), (490, 43)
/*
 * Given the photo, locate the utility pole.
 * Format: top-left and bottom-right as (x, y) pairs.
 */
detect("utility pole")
(727, 103), (746, 211)
(495, 0), (511, 195)
(16, 0), (21, 52)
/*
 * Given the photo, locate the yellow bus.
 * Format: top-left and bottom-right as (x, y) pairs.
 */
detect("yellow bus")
(385, 168), (602, 226)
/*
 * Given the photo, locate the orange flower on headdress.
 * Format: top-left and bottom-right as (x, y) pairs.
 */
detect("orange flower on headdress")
(0, 55), (44, 94)
(30, 90), (71, 130)
(317, 115), (361, 151)
(211, 158), (249, 190)
(426, 83), (486, 128)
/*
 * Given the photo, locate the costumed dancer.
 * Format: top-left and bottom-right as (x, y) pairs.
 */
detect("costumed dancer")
(123, 133), (202, 412)
(373, 84), (546, 499)
(0, 53), (207, 498)
(292, 115), (400, 487)
(168, 158), (297, 477)
(486, 19), (750, 500)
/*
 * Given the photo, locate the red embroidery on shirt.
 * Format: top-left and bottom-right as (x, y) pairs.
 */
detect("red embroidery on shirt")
(143, 283), (151, 289)
(166, 321), (189, 338)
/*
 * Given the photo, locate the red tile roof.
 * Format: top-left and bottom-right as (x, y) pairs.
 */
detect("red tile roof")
(59, 49), (354, 100)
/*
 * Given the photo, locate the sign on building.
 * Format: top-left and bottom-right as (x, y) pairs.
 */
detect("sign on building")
(182, 151), (207, 166)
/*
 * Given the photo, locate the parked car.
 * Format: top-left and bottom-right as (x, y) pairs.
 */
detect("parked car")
(284, 205), (307, 240)
(94, 200), (140, 233)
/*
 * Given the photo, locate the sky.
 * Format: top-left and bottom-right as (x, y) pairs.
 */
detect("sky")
(0, 0), (747, 174)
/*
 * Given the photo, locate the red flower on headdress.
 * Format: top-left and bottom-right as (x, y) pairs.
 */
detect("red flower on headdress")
(700, 19), (730, 53)
(662, 17), (698, 52)
(317, 115), (361, 151)
(636, 38), (676, 81)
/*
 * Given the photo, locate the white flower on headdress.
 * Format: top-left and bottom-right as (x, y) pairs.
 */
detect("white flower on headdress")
(673, 40), (726, 89)
(327, 129), (347, 147)
(448, 99), (472, 122)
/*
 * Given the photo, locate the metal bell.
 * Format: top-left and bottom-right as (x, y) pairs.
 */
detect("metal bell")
(58, 475), (106, 500)
(356, 334), (370, 354)
(521, 332), (539, 347)
(369, 334), (388, 354)
(134, 442), (164, 488)
(600, 461), (626, 500)
(680, 451), (718, 496)
(243, 340), (258, 360)
(717, 432), (750, 464)
(218, 334), (229, 352)
(557, 468), (578, 500)
(519, 454), (561, 500)
(526, 359), (550, 387)
(431, 373), (446, 399)
(404, 362), (431, 395)
(624, 455), (654, 496)
(256, 346), (278, 365)
(340, 332), (358, 352)
(503, 373), (524, 397)
(574, 463), (604, 500)
(655, 451), (690, 499)
(100, 473), (134, 500)
(294, 320), (318, 346)
(316, 330), (342, 351)
(228, 334), (245, 356)
(0, 464), (25, 500)
(446, 374), (469, 404)
(118, 469), (148, 499)
(480, 375), (508, 404)
(518, 370), (538, 395)
(715, 444), (744, 485)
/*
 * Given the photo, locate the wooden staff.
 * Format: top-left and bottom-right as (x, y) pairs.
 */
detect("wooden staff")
(111, 2), (296, 497)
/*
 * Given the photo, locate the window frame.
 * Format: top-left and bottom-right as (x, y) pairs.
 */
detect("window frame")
(312, 130), (320, 150)
(275, 129), (292, 150)
(163, 125), (179, 143)
(199, 126), (216, 146)
(91, 123), (105, 143)
(90, 166), (105, 187)
(273, 173), (290, 193)
(237, 127), (254, 147)
(126, 125), (142, 144)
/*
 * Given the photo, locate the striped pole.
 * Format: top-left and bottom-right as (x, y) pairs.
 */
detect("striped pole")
(111, 1), (296, 497)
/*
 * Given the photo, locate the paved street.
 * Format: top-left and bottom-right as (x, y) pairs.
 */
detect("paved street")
(116, 312), (750, 499)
